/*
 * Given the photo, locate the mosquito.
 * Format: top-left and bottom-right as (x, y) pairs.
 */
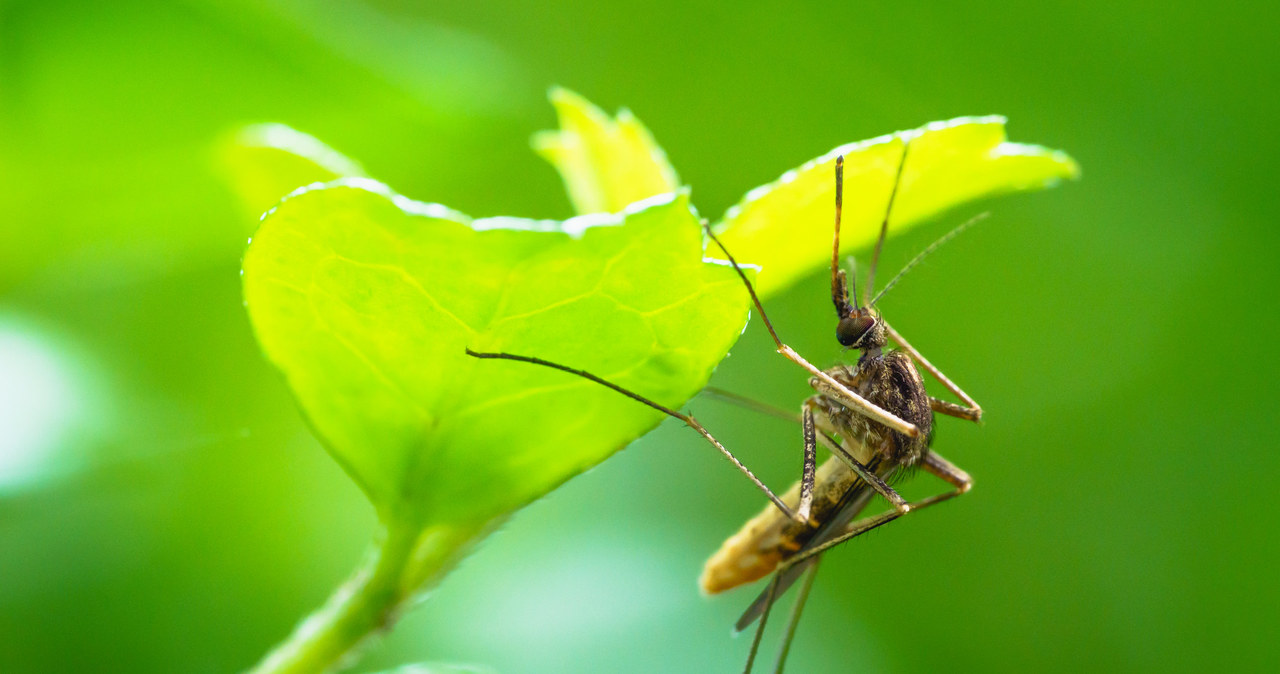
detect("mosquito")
(700, 143), (986, 673)
(466, 134), (985, 672)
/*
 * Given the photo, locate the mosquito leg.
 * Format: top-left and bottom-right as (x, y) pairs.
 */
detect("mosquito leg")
(778, 450), (972, 569)
(931, 397), (980, 422)
(733, 476), (883, 632)
(701, 387), (802, 424)
(700, 222), (920, 439)
(919, 449), (973, 493)
(813, 433), (909, 513)
(696, 388), (816, 521)
(772, 555), (822, 674)
(798, 406), (817, 523)
(883, 321), (983, 422)
(702, 390), (889, 478)
(465, 348), (807, 523)
(743, 574), (781, 674)
(803, 371), (918, 438)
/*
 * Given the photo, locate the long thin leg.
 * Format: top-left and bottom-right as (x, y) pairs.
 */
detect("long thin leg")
(779, 451), (972, 569)
(743, 554), (822, 674)
(701, 387), (802, 424)
(699, 391), (895, 524)
(743, 574), (780, 674)
(798, 407), (817, 523)
(883, 321), (982, 422)
(812, 431), (909, 513)
(735, 481), (883, 632)
(772, 555), (821, 674)
(802, 371), (918, 438)
(465, 348), (811, 523)
(931, 397), (980, 422)
(705, 393), (905, 514)
(700, 222), (920, 438)
(702, 390), (904, 499)
(705, 385), (918, 454)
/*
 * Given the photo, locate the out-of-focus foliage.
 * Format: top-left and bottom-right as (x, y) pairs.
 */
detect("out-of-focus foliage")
(2, 1), (1277, 673)
(0, 0), (526, 293)
(370, 664), (497, 674)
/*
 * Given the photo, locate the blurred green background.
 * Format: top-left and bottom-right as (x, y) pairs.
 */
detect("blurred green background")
(2, 1), (1278, 672)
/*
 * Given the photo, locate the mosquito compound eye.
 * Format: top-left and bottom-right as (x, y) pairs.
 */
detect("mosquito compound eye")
(836, 315), (874, 347)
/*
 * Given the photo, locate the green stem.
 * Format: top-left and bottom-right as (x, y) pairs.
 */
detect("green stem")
(248, 522), (418, 674)
(250, 514), (491, 674)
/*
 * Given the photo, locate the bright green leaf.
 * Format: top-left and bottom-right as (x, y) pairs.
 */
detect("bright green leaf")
(717, 116), (1081, 299)
(242, 181), (747, 526)
(533, 87), (680, 214)
(217, 123), (367, 219)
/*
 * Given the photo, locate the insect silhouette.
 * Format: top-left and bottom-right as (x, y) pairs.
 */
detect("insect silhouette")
(466, 134), (986, 672)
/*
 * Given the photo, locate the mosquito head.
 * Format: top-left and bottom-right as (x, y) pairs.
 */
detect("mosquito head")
(836, 307), (886, 350)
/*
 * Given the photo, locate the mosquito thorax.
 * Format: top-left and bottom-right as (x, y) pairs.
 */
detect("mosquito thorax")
(836, 310), (886, 351)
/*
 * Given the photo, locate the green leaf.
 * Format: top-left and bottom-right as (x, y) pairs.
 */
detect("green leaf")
(242, 181), (747, 526)
(717, 116), (1081, 299)
(533, 87), (680, 214)
(217, 123), (367, 219)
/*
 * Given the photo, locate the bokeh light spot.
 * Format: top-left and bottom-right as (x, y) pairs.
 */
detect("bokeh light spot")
(0, 318), (95, 488)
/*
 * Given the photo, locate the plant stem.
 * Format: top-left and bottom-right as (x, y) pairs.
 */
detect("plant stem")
(247, 520), (434, 674)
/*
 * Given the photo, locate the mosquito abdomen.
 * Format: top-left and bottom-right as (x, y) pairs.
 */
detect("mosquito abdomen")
(701, 455), (864, 594)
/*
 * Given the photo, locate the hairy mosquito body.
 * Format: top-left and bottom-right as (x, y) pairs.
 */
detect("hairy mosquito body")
(701, 353), (931, 595)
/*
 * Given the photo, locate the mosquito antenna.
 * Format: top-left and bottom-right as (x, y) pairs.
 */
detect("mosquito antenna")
(863, 138), (911, 307)
(869, 211), (989, 307)
(846, 255), (858, 292)
(831, 155), (856, 317)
